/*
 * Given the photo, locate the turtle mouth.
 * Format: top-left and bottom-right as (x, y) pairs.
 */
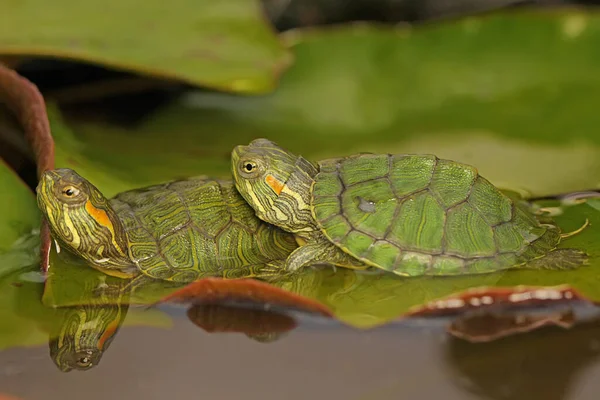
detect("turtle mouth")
(36, 172), (54, 208)
(37, 170), (62, 194)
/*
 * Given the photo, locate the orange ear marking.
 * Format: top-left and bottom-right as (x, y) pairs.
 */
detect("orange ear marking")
(97, 318), (119, 350)
(265, 174), (284, 195)
(85, 200), (114, 231)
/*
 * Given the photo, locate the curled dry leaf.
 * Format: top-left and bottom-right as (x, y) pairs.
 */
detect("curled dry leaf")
(160, 277), (333, 318)
(407, 286), (588, 317)
(0, 66), (52, 273)
(447, 309), (576, 343)
(0, 64), (54, 273)
(0, 64), (54, 176)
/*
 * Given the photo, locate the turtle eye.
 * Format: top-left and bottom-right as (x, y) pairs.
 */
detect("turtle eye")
(76, 356), (91, 368)
(62, 186), (80, 198)
(240, 160), (261, 176)
(75, 350), (93, 368)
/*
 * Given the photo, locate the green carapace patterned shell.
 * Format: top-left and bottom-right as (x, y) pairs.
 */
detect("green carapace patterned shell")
(110, 178), (298, 282)
(312, 154), (562, 276)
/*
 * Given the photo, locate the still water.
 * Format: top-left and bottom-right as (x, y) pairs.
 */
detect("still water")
(2, 307), (600, 400)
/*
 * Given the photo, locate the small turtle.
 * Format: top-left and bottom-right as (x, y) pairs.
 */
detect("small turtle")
(36, 169), (298, 284)
(231, 139), (588, 276)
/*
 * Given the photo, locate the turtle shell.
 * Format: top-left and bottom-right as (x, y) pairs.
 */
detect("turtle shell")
(311, 154), (561, 276)
(110, 177), (298, 282)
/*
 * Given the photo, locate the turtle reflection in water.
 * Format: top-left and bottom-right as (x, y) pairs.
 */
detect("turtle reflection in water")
(49, 301), (128, 372)
(47, 273), (131, 372)
(232, 139), (588, 276)
(36, 169), (299, 289)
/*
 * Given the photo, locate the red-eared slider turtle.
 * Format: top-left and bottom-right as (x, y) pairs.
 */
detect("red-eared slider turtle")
(36, 169), (298, 283)
(231, 139), (588, 276)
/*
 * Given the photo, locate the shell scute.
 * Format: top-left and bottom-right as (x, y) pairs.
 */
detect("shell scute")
(313, 199), (341, 222)
(364, 240), (401, 270)
(138, 190), (189, 240)
(430, 256), (465, 275)
(312, 171), (344, 198)
(319, 214), (351, 240)
(338, 154), (390, 187)
(187, 182), (239, 237)
(126, 227), (157, 262)
(493, 222), (526, 253)
(394, 252), (432, 276)
(160, 227), (199, 271)
(444, 202), (496, 257)
(136, 255), (170, 280)
(341, 178), (398, 238)
(388, 192), (445, 253)
(512, 206), (548, 243)
(467, 177), (513, 226)
(389, 154), (437, 196)
(217, 226), (263, 267)
(317, 158), (339, 173)
(429, 159), (477, 209)
(340, 230), (375, 258)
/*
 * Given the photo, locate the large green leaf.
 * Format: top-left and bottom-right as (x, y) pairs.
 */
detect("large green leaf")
(0, 161), (43, 348)
(1, 0), (291, 93)
(7, 10), (600, 331)
(0, 160), (39, 252)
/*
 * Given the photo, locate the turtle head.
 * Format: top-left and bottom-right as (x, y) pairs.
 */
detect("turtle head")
(232, 139), (318, 233)
(36, 169), (131, 271)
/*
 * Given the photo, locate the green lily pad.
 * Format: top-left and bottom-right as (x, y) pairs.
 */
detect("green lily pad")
(0, 161), (44, 349)
(12, 10), (600, 330)
(0, 160), (40, 252)
(1, 0), (291, 93)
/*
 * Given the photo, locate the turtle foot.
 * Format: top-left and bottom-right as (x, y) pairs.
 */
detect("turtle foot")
(527, 248), (589, 271)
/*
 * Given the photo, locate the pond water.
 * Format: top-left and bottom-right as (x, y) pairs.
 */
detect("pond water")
(2, 306), (600, 400)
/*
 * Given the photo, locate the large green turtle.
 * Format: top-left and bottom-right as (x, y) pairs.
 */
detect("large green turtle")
(231, 139), (588, 276)
(36, 169), (298, 283)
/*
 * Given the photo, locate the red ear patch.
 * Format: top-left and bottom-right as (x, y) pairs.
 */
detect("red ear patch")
(265, 174), (284, 195)
(85, 200), (113, 229)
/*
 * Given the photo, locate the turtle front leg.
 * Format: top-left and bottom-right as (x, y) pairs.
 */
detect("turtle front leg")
(285, 242), (369, 271)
